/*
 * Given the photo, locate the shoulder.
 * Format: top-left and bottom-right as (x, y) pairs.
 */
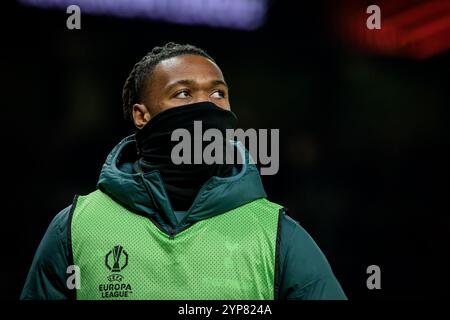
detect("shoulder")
(38, 203), (74, 258)
(279, 211), (334, 278)
(277, 211), (347, 299)
(20, 202), (75, 300)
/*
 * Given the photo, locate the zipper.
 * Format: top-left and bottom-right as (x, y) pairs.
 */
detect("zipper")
(150, 216), (177, 240)
(169, 226), (176, 240)
(140, 173), (177, 239)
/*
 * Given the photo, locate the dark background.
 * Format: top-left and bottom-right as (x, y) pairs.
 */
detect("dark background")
(1, 0), (449, 299)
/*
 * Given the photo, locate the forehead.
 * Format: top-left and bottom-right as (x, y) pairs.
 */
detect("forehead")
(151, 54), (224, 85)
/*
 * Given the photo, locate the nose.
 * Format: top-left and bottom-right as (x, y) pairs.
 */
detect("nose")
(191, 91), (230, 111)
(192, 92), (211, 105)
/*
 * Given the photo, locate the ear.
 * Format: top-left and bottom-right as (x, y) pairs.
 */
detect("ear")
(132, 103), (151, 129)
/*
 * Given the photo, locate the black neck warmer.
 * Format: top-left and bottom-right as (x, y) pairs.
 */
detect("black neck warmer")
(135, 101), (238, 211)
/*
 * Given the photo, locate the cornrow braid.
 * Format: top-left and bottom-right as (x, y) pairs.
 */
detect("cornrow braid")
(122, 42), (214, 120)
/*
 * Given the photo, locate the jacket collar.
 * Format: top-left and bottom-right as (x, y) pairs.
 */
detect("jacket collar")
(97, 135), (266, 231)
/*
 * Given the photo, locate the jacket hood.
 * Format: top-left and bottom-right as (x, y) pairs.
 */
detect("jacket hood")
(97, 135), (267, 232)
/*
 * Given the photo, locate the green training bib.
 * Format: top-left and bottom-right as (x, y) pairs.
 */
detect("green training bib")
(71, 190), (281, 300)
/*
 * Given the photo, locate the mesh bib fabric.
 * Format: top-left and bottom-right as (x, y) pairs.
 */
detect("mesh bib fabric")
(71, 190), (281, 300)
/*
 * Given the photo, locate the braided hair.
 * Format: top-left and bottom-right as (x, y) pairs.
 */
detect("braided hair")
(122, 42), (214, 120)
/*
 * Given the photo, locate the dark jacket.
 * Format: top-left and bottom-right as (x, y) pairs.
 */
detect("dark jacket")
(21, 136), (347, 300)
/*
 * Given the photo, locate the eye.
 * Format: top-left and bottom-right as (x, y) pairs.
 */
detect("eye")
(211, 90), (225, 98)
(174, 90), (191, 99)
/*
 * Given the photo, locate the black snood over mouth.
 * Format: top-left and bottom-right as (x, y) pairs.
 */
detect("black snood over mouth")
(134, 101), (238, 211)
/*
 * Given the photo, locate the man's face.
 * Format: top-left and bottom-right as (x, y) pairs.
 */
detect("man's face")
(133, 54), (230, 129)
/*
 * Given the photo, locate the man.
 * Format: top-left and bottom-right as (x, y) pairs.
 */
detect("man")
(21, 42), (346, 300)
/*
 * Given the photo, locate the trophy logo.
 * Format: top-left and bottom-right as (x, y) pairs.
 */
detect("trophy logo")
(105, 245), (128, 273)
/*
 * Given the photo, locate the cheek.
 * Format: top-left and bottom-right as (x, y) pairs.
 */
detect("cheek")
(154, 100), (188, 114)
(213, 99), (231, 111)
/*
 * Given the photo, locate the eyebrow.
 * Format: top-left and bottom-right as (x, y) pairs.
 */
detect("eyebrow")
(165, 79), (228, 92)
